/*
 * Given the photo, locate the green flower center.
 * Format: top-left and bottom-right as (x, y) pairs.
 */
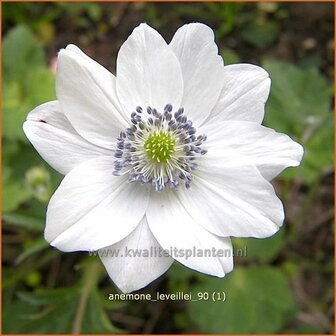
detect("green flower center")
(144, 131), (175, 163)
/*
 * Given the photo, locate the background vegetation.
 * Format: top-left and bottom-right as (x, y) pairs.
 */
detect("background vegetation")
(2, 2), (334, 334)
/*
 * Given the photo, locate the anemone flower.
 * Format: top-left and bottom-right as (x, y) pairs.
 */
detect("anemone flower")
(23, 23), (303, 293)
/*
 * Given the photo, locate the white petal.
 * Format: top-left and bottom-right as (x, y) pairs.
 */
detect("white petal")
(64, 44), (95, 58)
(116, 23), (183, 114)
(205, 64), (271, 125)
(200, 120), (304, 180)
(100, 216), (174, 293)
(56, 45), (128, 148)
(179, 157), (284, 238)
(170, 23), (224, 126)
(146, 190), (233, 277)
(46, 156), (149, 251)
(23, 101), (112, 175)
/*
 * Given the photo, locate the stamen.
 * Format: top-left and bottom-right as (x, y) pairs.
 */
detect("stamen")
(112, 104), (207, 191)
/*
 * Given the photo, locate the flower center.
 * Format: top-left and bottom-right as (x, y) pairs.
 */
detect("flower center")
(112, 104), (207, 191)
(145, 131), (175, 163)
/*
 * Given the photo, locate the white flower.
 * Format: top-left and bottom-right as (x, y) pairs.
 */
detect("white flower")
(23, 23), (303, 293)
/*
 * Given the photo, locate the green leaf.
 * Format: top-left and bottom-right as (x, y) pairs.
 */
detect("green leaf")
(2, 300), (39, 333)
(10, 298), (79, 333)
(206, 3), (244, 38)
(18, 287), (80, 306)
(3, 26), (55, 142)
(15, 237), (49, 264)
(85, 3), (103, 22)
(81, 289), (121, 333)
(221, 48), (240, 65)
(242, 20), (280, 49)
(2, 212), (44, 231)
(2, 165), (31, 212)
(5, 142), (50, 179)
(13, 285), (121, 333)
(3, 25), (44, 81)
(3, 67), (55, 142)
(263, 61), (332, 136)
(302, 114), (334, 182)
(2, 182), (31, 212)
(232, 229), (285, 263)
(25, 66), (55, 105)
(168, 262), (198, 292)
(9, 259), (122, 333)
(2, 250), (57, 289)
(188, 267), (297, 333)
(263, 61), (333, 183)
(2, 102), (29, 141)
(25, 166), (53, 202)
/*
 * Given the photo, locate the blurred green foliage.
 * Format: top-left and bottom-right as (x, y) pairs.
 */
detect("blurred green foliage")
(2, 2), (334, 334)
(188, 267), (297, 333)
(4, 259), (122, 333)
(263, 61), (334, 184)
(234, 230), (285, 263)
(3, 26), (55, 142)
